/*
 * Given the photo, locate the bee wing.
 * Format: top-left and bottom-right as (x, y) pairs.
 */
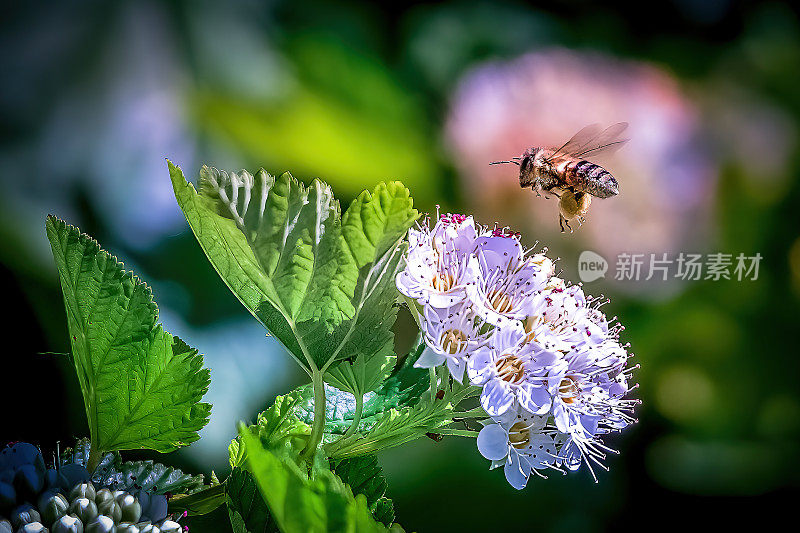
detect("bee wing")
(550, 123), (603, 159)
(551, 122), (629, 161)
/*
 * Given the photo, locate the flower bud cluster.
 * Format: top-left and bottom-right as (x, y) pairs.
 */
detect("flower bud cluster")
(1, 443), (184, 533)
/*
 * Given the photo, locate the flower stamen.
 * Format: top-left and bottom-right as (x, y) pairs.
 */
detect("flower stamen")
(488, 290), (514, 313)
(559, 377), (580, 404)
(440, 329), (468, 354)
(495, 353), (525, 383)
(432, 272), (455, 292)
(509, 421), (531, 449)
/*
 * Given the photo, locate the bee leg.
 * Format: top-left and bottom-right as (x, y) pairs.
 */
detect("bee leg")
(560, 214), (574, 233)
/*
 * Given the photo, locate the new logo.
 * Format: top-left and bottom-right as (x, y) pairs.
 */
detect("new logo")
(578, 250), (608, 282)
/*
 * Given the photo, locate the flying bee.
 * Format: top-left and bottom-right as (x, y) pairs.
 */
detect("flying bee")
(492, 122), (629, 232)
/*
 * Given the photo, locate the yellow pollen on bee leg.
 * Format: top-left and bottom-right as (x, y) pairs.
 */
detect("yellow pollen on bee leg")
(495, 354), (525, 383)
(440, 329), (467, 354)
(509, 421), (531, 449)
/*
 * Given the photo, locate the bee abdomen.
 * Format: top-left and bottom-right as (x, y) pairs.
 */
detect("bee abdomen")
(573, 160), (619, 199)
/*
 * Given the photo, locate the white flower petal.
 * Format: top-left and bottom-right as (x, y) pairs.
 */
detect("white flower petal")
(518, 383), (552, 415)
(527, 434), (557, 468)
(503, 451), (530, 489)
(477, 423), (509, 461)
(481, 379), (515, 417)
(446, 357), (467, 383)
(414, 346), (446, 369)
(427, 290), (467, 309)
(467, 347), (494, 385)
(553, 402), (570, 434)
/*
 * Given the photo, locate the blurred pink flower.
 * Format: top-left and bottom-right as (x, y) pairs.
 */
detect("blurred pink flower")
(445, 48), (716, 286)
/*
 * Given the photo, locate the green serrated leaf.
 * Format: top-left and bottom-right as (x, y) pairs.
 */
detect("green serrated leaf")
(226, 468), (278, 533)
(225, 387), (318, 533)
(46, 216), (211, 457)
(332, 456), (386, 510)
(373, 498), (395, 528)
(239, 425), (390, 533)
(324, 352), (396, 396)
(333, 455), (394, 527)
(169, 162), (418, 372)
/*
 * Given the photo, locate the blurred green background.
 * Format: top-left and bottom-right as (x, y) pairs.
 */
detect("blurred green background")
(2, 0), (799, 530)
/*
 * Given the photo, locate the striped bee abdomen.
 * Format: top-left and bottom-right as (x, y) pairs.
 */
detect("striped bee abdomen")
(570, 160), (619, 199)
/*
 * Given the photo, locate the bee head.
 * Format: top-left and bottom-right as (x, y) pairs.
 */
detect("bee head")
(520, 148), (540, 169)
(516, 148), (541, 188)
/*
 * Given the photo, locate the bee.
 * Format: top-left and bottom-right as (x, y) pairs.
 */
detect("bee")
(492, 123), (629, 232)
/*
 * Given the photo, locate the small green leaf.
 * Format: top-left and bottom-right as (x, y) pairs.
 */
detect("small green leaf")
(169, 483), (227, 516)
(230, 388), (313, 470)
(169, 162), (418, 372)
(239, 425), (390, 533)
(226, 468), (278, 533)
(226, 388), (312, 533)
(324, 352), (395, 397)
(373, 498), (395, 529)
(46, 217), (211, 456)
(333, 455), (394, 527)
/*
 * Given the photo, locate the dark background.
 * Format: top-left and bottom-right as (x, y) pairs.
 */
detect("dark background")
(2, 1), (799, 530)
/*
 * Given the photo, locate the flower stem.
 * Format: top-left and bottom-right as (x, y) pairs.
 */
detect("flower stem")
(340, 392), (364, 441)
(301, 369), (327, 463)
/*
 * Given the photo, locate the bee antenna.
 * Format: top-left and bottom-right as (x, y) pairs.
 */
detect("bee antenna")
(490, 160), (520, 166)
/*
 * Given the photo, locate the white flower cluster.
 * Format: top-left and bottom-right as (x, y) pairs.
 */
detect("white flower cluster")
(397, 213), (637, 488)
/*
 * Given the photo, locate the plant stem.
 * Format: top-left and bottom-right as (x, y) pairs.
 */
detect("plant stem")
(87, 444), (101, 474)
(401, 294), (423, 329)
(453, 407), (488, 418)
(436, 429), (480, 437)
(340, 392), (364, 441)
(301, 370), (327, 463)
